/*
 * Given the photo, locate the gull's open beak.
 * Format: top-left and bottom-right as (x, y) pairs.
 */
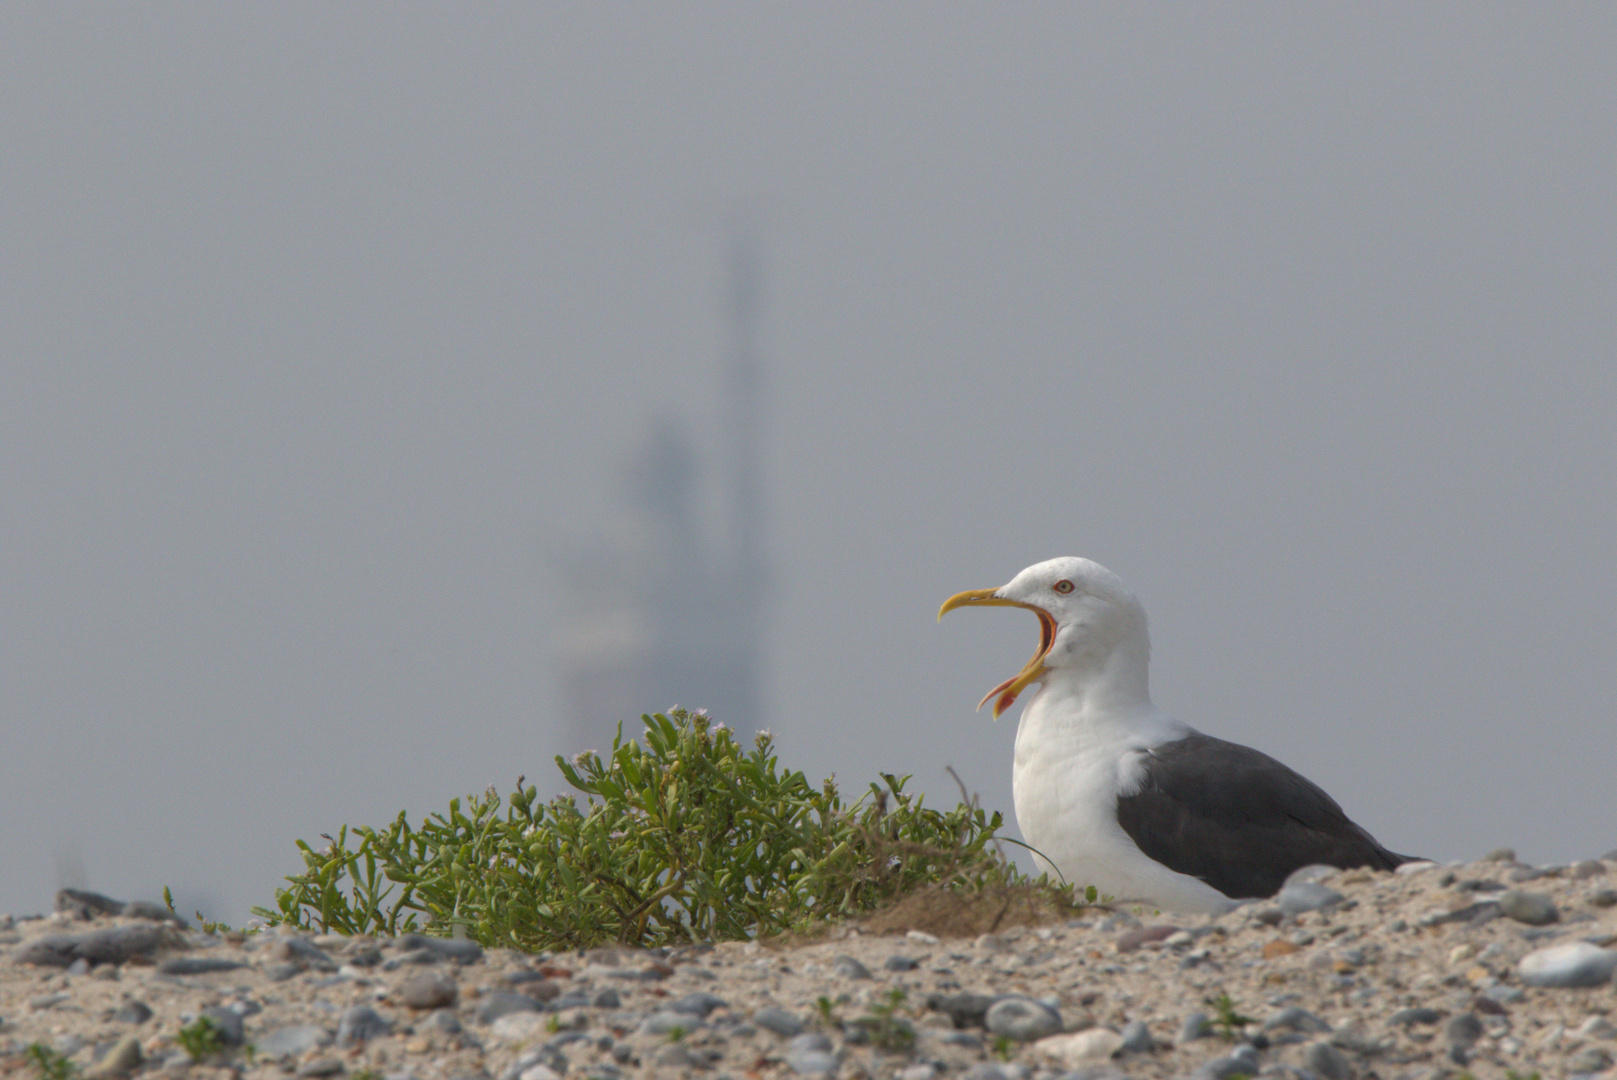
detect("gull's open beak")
(938, 588), (1058, 718)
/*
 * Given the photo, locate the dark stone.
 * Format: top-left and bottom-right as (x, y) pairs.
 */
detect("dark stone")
(984, 996), (1061, 1041)
(884, 954), (919, 971)
(1471, 995), (1508, 1017)
(1388, 1008), (1443, 1027)
(159, 957), (247, 975)
(925, 991), (995, 1028)
(591, 988), (621, 1009)
(270, 937), (338, 972)
(14, 926), (168, 967)
(120, 901), (184, 924)
(832, 954), (871, 979)
(1263, 1007), (1330, 1033)
(112, 1002), (153, 1025)
(429, 1010), (462, 1035)
(1588, 889), (1617, 909)
(336, 1005), (392, 1047)
(397, 934), (484, 964)
(753, 1007), (804, 1037)
(671, 992), (728, 1018)
(1304, 1041), (1352, 1080)
(476, 991), (544, 1024)
(56, 889), (125, 919)
(1445, 1013), (1483, 1049)
(1119, 1020), (1154, 1053)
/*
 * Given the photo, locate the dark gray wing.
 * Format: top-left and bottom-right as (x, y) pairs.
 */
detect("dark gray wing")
(1114, 732), (1414, 900)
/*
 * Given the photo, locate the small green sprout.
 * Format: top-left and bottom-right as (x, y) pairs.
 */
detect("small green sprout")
(24, 1043), (76, 1080)
(176, 1016), (230, 1061)
(1205, 992), (1257, 1041)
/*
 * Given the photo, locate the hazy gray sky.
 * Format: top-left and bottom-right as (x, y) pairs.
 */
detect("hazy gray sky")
(4, 6), (1613, 922)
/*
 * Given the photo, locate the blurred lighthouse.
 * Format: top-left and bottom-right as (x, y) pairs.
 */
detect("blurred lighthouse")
(555, 238), (768, 751)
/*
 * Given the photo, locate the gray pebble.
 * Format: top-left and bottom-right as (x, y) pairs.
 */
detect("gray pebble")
(590, 988), (621, 1009)
(785, 1032), (838, 1077)
(13, 926), (167, 967)
(1119, 1020), (1155, 1053)
(1277, 882), (1346, 914)
(112, 1002), (153, 1025)
(1263, 1007), (1330, 1034)
(86, 1036), (142, 1079)
(297, 1058), (343, 1077)
(1484, 847), (1517, 862)
(476, 992), (544, 1024)
(985, 996), (1061, 1041)
(671, 991), (728, 1017)
(1517, 942), (1617, 987)
(1588, 889), (1617, 909)
(754, 1007), (806, 1037)
(1180, 1012), (1214, 1042)
(199, 1006), (245, 1046)
(429, 1010), (462, 1035)
(270, 936), (338, 972)
(1481, 983), (1526, 1005)
(397, 934), (484, 964)
(652, 1044), (701, 1068)
(399, 973), (457, 1009)
(1304, 1041), (1352, 1080)
(832, 955), (871, 979)
(264, 963), (300, 982)
(640, 1010), (701, 1035)
(253, 1025), (334, 1059)
(1568, 1046), (1614, 1073)
(547, 991), (589, 1011)
(884, 954), (919, 971)
(1446, 1013), (1483, 1050)
(1283, 864), (1339, 886)
(159, 957), (247, 976)
(336, 1005), (392, 1047)
(1195, 1044), (1261, 1080)
(1498, 889), (1559, 925)
(1388, 1008), (1443, 1027)
(926, 991), (994, 1029)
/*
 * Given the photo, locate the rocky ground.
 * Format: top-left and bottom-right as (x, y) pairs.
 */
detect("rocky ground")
(3, 852), (1616, 1080)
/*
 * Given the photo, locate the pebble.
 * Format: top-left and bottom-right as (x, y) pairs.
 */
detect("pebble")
(199, 1005), (245, 1045)
(158, 956), (247, 975)
(832, 955), (871, 979)
(927, 991), (994, 1028)
(784, 1031), (838, 1076)
(13, 926), (167, 966)
(671, 990), (727, 1016)
(1035, 1027), (1123, 1066)
(590, 987), (620, 1009)
(754, 1006), (806, 1036)
(650, 1044), (700, 1069)
(1195, 1043), (1262, 1080)
(335, 1004), (392, 1047)
(1277, 881), (1346, 914)
(1589, 889), (1617, 908)
(398, 972), (457, 1009)
(1498, 889), (1559, 925)
(1179, 1011), (1214, 1042)
(475, 991), (545, 1024)
(1517, 941), (1617, 987)
(1263, 1006), (1331, 1033)
(884, 954), (919, 971)
(111, 1001), (153, 1025)
(254, 1025), (333, 1058)
(984, 996), (1061, 1041)
(297, 1058), (343, 1077)
(1303, 1040), (1352, 1080)
(639, 1010), (700, 1035)
(396, 934), (484, 964)
(85, 1035), (142, 1078)
(1118, 1019), (1154, 1053)
(1388, 1007), (1443, 1027)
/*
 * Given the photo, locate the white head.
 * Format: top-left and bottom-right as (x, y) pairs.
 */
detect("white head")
(939, 556), (1152, 716)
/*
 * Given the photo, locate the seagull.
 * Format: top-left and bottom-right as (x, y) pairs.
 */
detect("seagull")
(940, 556), (1414, 913)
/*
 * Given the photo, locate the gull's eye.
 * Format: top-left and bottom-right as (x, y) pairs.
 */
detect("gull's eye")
(1053, 579), (1075, 594)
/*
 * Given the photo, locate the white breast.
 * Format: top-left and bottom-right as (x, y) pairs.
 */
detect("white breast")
(1011, 690), (1237, 914)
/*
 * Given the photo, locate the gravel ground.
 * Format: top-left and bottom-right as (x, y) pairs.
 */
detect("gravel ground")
(3, 853), (1615, 1080)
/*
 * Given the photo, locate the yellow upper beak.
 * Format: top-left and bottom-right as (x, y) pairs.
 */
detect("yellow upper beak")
(938, 588), (1058, 718)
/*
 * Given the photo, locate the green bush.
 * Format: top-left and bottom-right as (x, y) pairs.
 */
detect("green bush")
(254, 709), (1071, 950)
